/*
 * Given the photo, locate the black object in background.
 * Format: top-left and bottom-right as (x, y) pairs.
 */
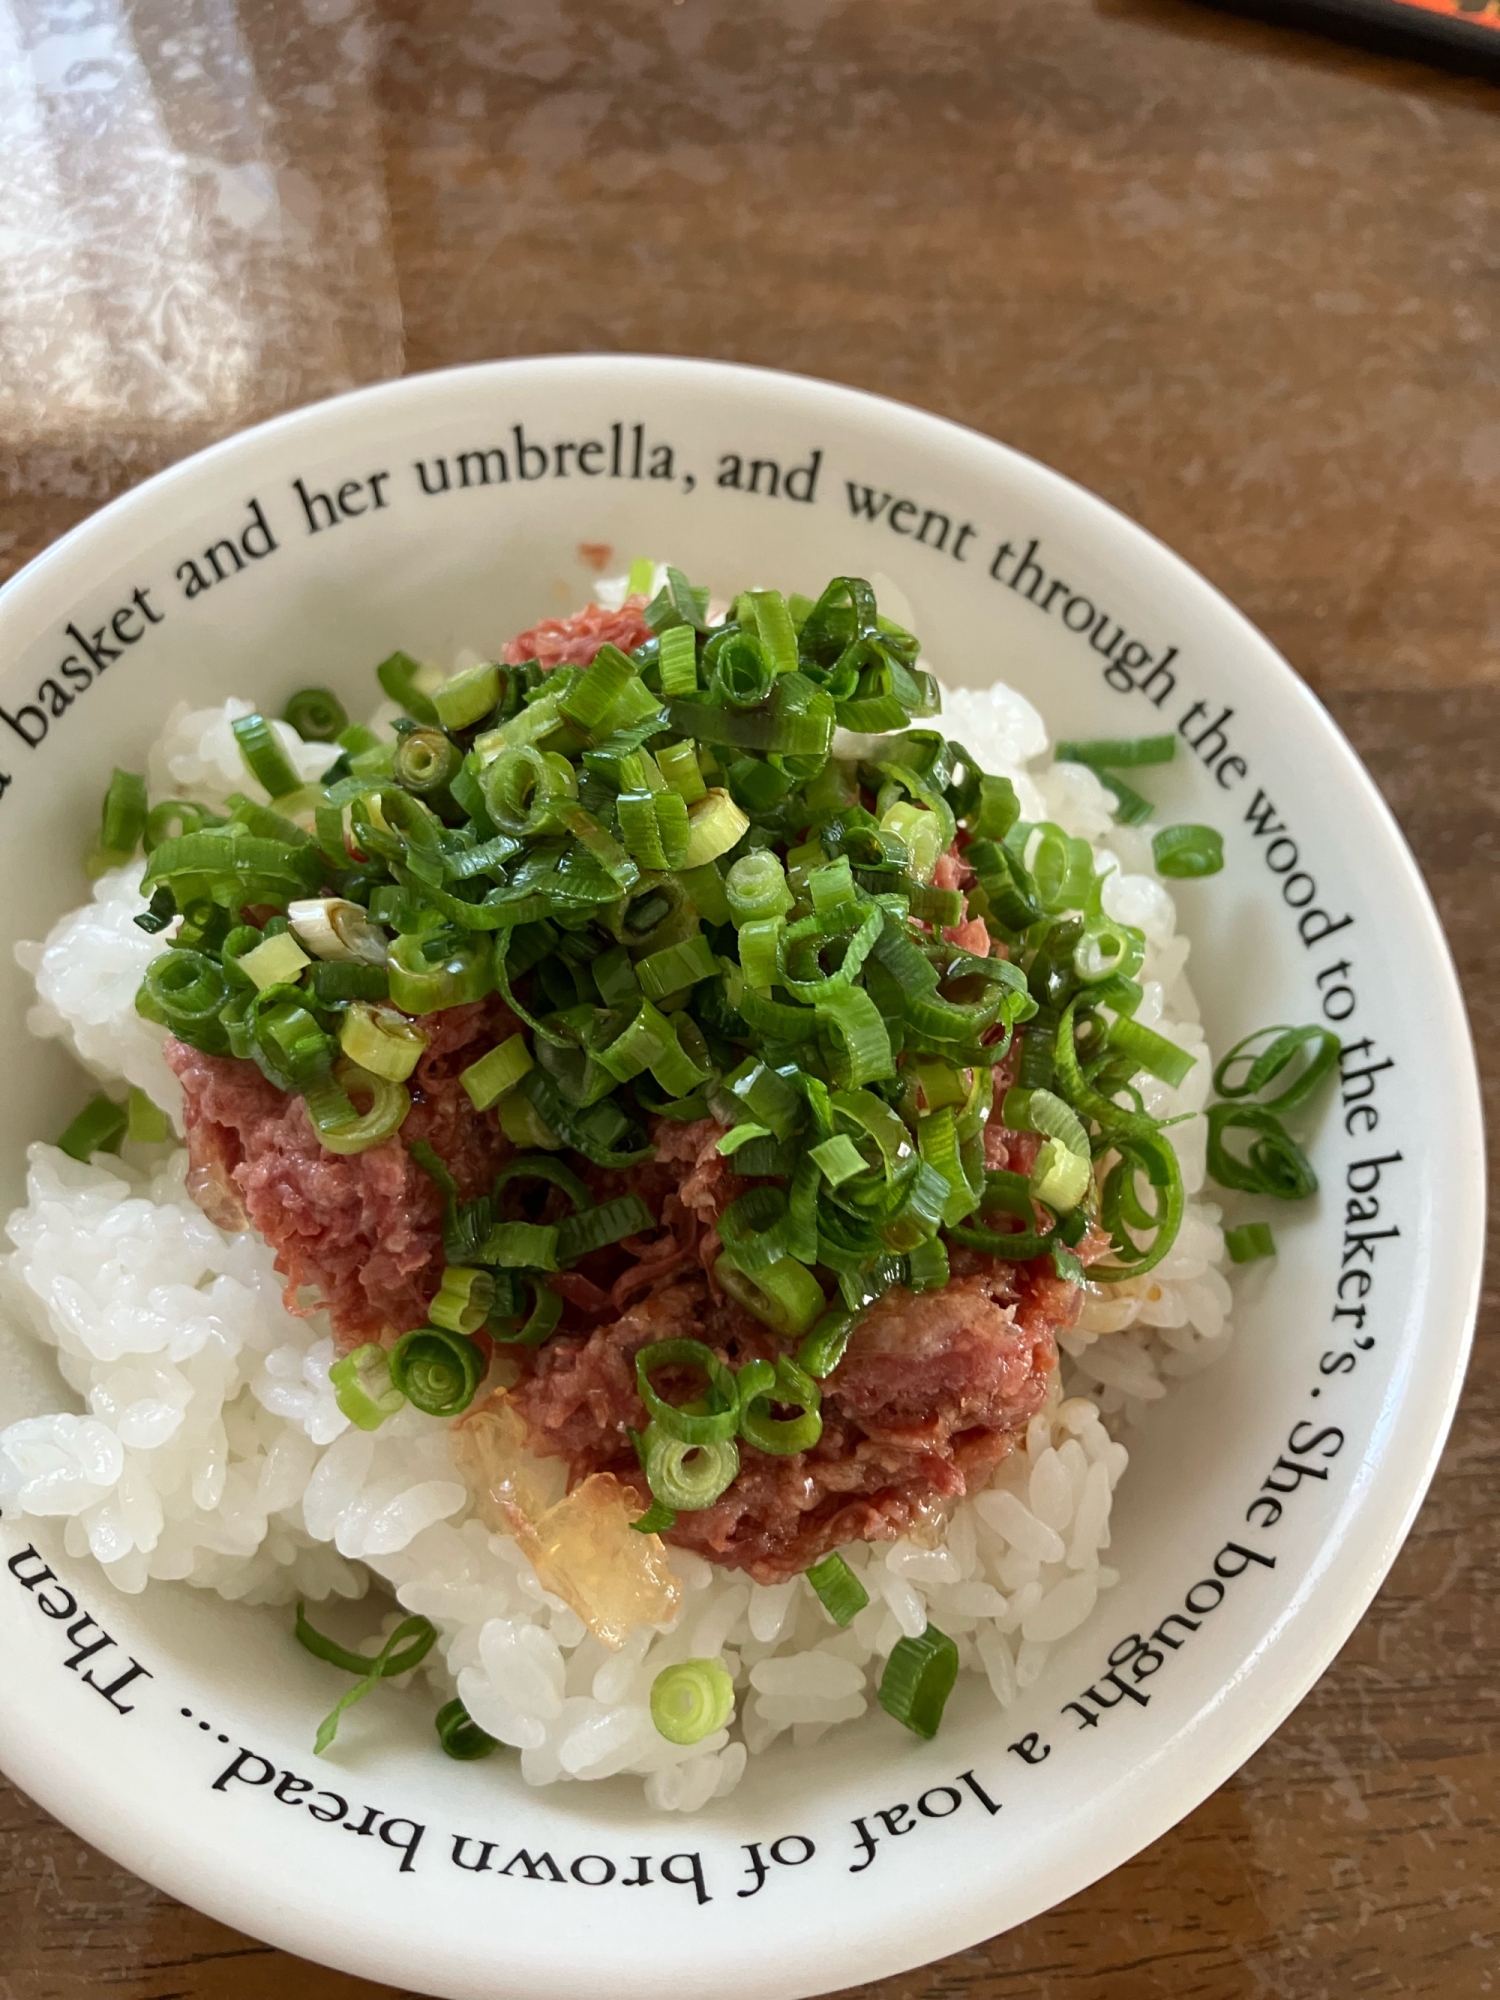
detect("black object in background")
(1204, 0), (1500, 73)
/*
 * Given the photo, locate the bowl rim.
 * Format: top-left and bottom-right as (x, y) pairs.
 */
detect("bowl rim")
(0, 352), (1485, 2000)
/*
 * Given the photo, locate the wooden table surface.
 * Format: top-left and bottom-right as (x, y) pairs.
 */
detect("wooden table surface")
(2, 1), (1496, 1994)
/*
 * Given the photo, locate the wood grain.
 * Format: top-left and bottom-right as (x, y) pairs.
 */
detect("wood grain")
(1, 1), (1495, 1993)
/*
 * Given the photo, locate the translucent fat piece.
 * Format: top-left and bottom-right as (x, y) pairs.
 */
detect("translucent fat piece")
(903, 1492), (957, 1551)
(450, 1393), (566, 1533)
(524, 1474), (682, 1652)
(186, 1163), (248, 1234)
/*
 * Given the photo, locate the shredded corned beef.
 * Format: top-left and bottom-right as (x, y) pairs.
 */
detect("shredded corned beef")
(507, 1249), (1072, 1583)
(168, 998), (517, 1343)
(502, 598), (653, 669)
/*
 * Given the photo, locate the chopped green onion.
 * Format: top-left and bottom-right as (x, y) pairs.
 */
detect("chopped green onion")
(555, 1193), (654, 1263)
(238, 930), (311, 991)
(1153, 823), (1224, 878)
(1093, 769), (1154, 825)
(1003, 1085), (1090, 1159)
(725, 850), (793, 926)
(339, 1004), (428, 1083)
(559, 643), (637, 728)
(682, 788), (749, 867)
(489, 1275), (563, 1346)
(1074, 918), (1146, 987)
(641, 1423), (740, 1511)
(732, 915), (779, 994)
(636, 931), (717, 1002)
(657, 625), (699, 698)
(478, 1219), (560, 1269)
(283, 688), (348, 741)
(717, 1121), (772, 1157)
(1029, 1136), (1092, 1212)
(126, 1087), (170, 1145)
(1081, 1128), (1186, 1280)
(388, 1323), (485, 1413)
(244, 987), (334, 1090)
(881, 801), (943, 882)
(1225, 1221), (1277, 1263)
(141, 798), (219, 855)
(408, 1137), (458, 1196)
(393, 727), (463, 796)
(231, 712), (303, 799)
(432, 662), (501, 730)
(435, 1696), (498, 1760)
(626, 556), (656, 598)
(718, 1187), (788, 1273)
(807, 1552), (869, 1627)
(635, 1338), (740, 1445)
(646, 565), (711, 633)
(742, 589), (799, 677)
(650, 1659), (735, 1744)
(816, 987), (894, 1087)
(481, 743), (569, 833)
(56, 1093), (127, 1162)
(460, 1032), (534, 1109)
(679, 860), (731, 925)
(377, 650), (440, 725)
(329, 1343), (405, 1430)
(716, 1253), (826, 1337)
(712, 632), (776, 707)
(617, 789), (690, 871)
(918, 1106), (977, 1227)
(631, 1498), (677, 1535)
(387, 932), (492, 1013)
(120, 565), (1266, 1553)
(877, 1622), (959, 1738)
(1212, 1023), (1340, 1113)
(906, 1234), (950, 1291)
(810, 1134), (867, 1188)
(1106, 1016), (1195, 1089)
(910, 1059), (967, 1111)
(493, 1152), (592, 1213)
(296, 1603), (436, 1684)
(737, 1356), (822, 1455)
(307, 1063), (410, 1155)
(89, 769), (148, 875)
(1056, 734), (1176, 768)
(427, 1266), (495, 1337)
(657, 738), (707, 803)
(294, 1605), (438, 1755)
(141, 950), (231, 1054)
(797, 1308), (858, 1379)
(1206, 1102), (1317, 1200)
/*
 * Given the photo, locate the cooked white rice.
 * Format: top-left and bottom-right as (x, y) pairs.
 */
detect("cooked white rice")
(0, 631), (1233, 1811)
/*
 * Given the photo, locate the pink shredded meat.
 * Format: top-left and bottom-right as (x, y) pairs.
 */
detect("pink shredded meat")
(502, 598), (654, 669)
(167, 998), (516, 1344)
(508, 1247), (1074, 1584)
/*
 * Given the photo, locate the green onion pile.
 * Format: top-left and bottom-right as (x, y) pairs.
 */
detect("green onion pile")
(87, 567), (1331, 1533)
(70, 565), (1346, 1761)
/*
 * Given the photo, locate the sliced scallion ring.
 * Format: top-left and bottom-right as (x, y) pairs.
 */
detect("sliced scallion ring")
(650, 1658), (735, 1744)
(435, 1695), (499, 1760)
(807, 1552), (869, 1627)
(737, 1356), (822, 1456)
(634, 1339), (740, 1445)
(329, 1343), (405, 1430)
(388, 1323), (485, 1415)
(877, 1622), (959, 1738)
(641, 1422), (740, 1511)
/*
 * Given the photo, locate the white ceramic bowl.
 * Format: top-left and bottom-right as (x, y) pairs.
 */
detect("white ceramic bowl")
(0, 357), (1482, 2000)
